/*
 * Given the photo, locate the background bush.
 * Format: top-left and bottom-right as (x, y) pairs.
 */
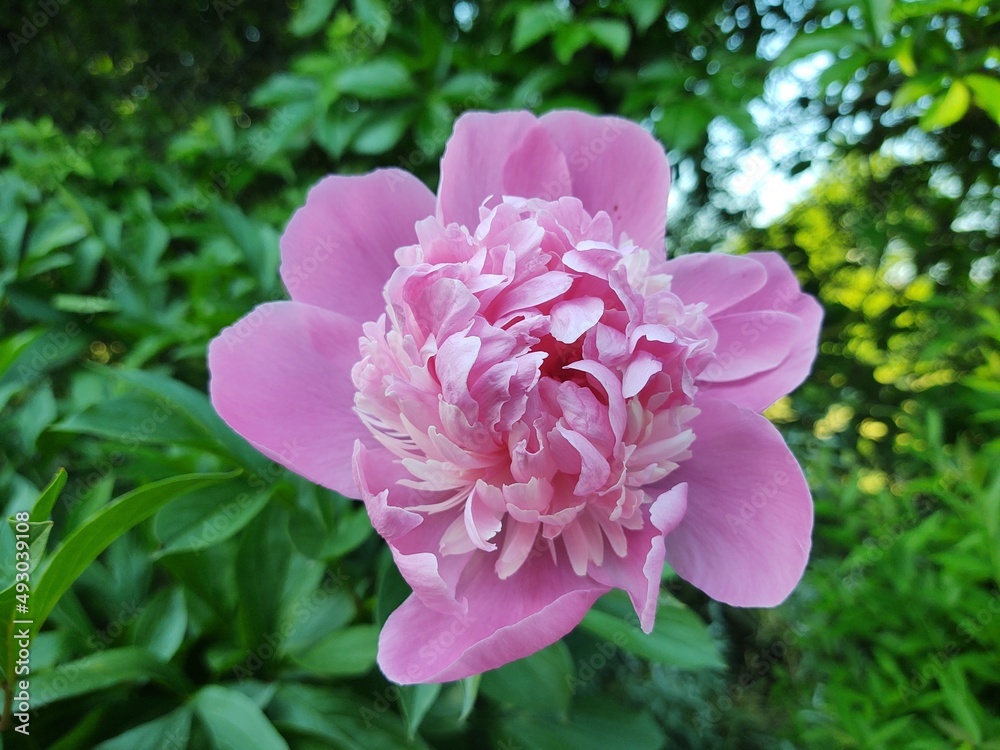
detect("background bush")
(1, 0), (998, 748)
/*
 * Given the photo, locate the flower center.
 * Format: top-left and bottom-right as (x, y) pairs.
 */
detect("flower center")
(533, 334), (588, 385)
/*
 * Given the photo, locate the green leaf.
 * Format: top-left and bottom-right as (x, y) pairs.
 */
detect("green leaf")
(351, 108), (413, 155)
(25, 212), (88, 260)
(481, 641), (574, 716)
(236, 505), (290, 655)
(194, 685), (289, 750)
(93, 706), (192, 750)
(399, 683), (441, 739)
(513, 4), (570, 52)
(54, 393), (213, 447)
(131, 587), (187, 661)
(587, 19), (631, 58)
(106, 368), (269, 470)
(965, 74), (1000, 125)
(30, 471), (238, 633)
(31, 468), (67, 522)
(625, 0), (666, 32)
(290, 0), (337, 36)
(920, 80), (971, 130)
(286, 625), (379, 678)
(892, 77), (943, 109)
(250, 74), (320, 107)
(579, 591), (724, 670)
(498, 695), (665, 750)
(269, 683), (432, 750)
(49, 294), (120, 315)
(553, 24), (591, 65)
(31, 647), (189, 708)
(153, 482), (271, 557)
(335, 60), (414, 98)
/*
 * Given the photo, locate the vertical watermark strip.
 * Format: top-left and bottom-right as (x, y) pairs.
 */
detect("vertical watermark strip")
(5, 511), (34, 736)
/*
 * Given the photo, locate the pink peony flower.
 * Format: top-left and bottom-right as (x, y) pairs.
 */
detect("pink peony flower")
(209, 110), (822, 684)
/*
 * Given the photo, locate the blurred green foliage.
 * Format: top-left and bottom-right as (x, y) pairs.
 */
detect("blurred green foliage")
(0, 0), (998, 748)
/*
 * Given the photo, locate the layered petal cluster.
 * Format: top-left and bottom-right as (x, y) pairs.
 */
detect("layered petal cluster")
(208, 110), (822, 684)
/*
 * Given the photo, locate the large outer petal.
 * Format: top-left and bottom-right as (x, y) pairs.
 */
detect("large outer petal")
(378, 551), (608, 684)
(662, 253), (767, 317)
(540, 110), (671, 253)
(279, 169), (435, 324)
(694, 251), (823, 411)
(661, 398), (813, 607)
(436, 111), (569, 230)
(208, 301), (368, 497)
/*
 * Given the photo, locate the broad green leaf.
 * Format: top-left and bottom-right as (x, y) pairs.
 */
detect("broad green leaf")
(351, 108), (413, 154)
(498, 695), (665, 750)
(481, 641), (574, 716)
(587, 19), (631, 58)
(93, 706), (192, 750)
(920, 81), (971, 131)
(290, 0), (337, 36)
(553, 24), (591, 65)
(106, 368), (269, 470)
(892, 77), (943, 109)
(270, 683), (433, 750)
(285, 625), (379, 678)
(132, 587), (187, 661)
(194, 685), (289, 750)
(625, 0), (666, 32)
(25, 212), (87, 260)
(512, 5), (570, 52)
(579, 591), (724, 670)
(965, 74), (1000, 125)
(54, 393), (212, 447)
(153, 482), (271, 557)
(236, 505), (291, 656)
(31, 647), (189, 708)
(335, 60), (414, 98)
(250, 74), (320, 107)
(30, 471), (238, 633)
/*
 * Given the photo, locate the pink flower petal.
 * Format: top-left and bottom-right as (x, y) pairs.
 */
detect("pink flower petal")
(540, 110), (671, 252)
(696, 252), (823, 411)
(698, 311), (803, 382)
(662, 253), (768, 316)
(549, 296), (604, 343)
(208, 301), (367, 497)
(438, 111), (564, 230)
(378, 552), (607, 683)
(588, 484), (687, 631)
(280, 169), (435, 324)
(661, 398), (813, 607)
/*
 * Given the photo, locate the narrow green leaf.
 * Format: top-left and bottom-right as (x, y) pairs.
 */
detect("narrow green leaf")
(31, 468), (67, 522)
(399, 683), (441, 739)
